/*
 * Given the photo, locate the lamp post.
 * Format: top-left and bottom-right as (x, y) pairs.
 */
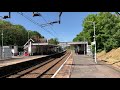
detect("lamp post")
(85, 21), (97, 64)
(93, 22), (97, 64)
(1, 24), (8, 59)
(1, 29), (3, 59)
(1, 12), (11, 59)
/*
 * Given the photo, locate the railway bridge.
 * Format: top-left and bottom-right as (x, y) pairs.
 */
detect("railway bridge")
(59, 41), (92, 55)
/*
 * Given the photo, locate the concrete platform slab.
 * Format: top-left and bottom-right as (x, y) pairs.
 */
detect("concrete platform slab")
(54, 51), (73, 78)
(0, 55), (47, 68)
(70, 53), (120, 78)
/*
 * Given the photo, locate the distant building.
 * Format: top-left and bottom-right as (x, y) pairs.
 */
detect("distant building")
(0, 46), (12, 60)
(58, 42), (70, 50)
(59, 41), (92, 55)
(24, 38), (61, 56)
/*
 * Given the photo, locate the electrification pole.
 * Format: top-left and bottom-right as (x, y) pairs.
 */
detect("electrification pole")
(1, 29), (3, 59)
(1, 12), (11, 59)
(93, 22), (97, 63)
(86, 21), (97, 64)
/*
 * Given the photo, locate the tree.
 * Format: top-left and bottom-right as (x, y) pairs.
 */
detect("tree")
(0, 20), (45, 46)
(73, 12), (120, 52)
(48, 38), (59, 45)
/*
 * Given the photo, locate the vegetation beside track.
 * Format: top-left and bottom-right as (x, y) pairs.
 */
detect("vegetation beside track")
(97, 47), (120, 69)
(73, 12), (120, 53)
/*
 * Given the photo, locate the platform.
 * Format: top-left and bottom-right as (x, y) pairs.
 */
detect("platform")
(54, 51), (120, 78)
(70, 53), (120, 78)
(54, 52), (73, 78)
(0, 55), (47, 68)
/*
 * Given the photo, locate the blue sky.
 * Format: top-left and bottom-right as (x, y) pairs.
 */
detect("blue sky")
(0, 12), (98, 42)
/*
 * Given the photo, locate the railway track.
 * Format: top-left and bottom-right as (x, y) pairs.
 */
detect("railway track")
(3, 51), (71, 78)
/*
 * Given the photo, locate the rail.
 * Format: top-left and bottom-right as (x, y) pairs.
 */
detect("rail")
(0, 50), (66, 78)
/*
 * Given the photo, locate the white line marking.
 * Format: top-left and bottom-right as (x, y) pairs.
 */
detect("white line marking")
(51, 51), (72, 78)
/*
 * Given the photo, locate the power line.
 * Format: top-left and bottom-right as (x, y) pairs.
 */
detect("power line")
(17, 12), (57, 38)
(39, 13), (59, 36)
(40, 12), (64, 41)
(25, 12), (57, 38)
(38, 12), (66, 42)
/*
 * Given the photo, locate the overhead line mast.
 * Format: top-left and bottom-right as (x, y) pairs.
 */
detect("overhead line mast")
(41, 12), (62, 25)
(32, 12), (63, 39)
(37, 12), (58, 35)
(18, 12), (57, 38)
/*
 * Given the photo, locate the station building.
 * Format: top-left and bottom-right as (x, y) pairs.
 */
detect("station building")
(59, 41), (92, 55)
(24, 38), (61, 56)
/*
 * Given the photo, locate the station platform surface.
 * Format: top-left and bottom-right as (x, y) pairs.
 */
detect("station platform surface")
(54, 51), (73, 78)
(0, 55), (47, 68)
(70, 54), (120, 78)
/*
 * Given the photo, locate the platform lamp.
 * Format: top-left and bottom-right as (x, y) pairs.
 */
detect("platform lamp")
(85, 21), (97, 64)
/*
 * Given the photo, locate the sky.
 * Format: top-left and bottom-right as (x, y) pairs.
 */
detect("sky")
(0, 12), (97, 42)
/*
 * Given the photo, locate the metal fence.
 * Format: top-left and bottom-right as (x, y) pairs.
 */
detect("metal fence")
(0, 46), (12, 60)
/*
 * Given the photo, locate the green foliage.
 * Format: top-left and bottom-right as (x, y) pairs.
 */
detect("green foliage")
(73, 12), (120, 52)
(0, 20), (44, 46)
(104, 38), (118, 52)
(48, 38), (59, 45)
(91, 45), (95, 54)
(28, 30), (43, 39)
